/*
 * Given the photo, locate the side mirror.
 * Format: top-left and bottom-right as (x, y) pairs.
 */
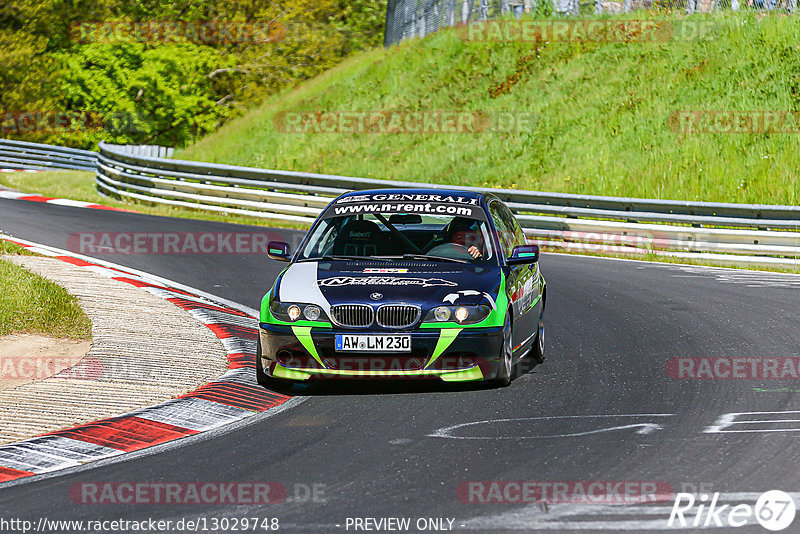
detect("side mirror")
(508, 244), (539, 265)
(267, 241), (291, 262)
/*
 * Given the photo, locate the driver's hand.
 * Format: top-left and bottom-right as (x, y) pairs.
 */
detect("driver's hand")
(468, 246), (483, 259)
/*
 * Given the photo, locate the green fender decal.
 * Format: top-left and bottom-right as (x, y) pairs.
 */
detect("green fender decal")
(291, 326), (325, 368)
(419, 273), (508, 330)
(261, 290), (332, 328)
(420, 272), (509, 330)
(260, 290), (272, 323)
(424, 328), (462, 369)
(491, 272), (509, 326)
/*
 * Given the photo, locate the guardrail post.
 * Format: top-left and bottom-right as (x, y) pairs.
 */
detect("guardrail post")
(479, 0), (490, 19)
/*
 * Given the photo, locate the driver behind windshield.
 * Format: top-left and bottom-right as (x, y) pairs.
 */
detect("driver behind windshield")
(445, 217), (485, 259)
(298, 212), (493, 263)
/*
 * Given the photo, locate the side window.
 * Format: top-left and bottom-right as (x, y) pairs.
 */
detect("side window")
(489, 201), (515, 258)
(498, 202), (527, 249)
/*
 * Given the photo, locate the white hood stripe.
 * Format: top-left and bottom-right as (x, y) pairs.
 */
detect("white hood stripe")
(278, 262), (332, 316)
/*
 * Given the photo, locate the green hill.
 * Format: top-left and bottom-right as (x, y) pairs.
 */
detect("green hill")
(179, 12), (800, 205)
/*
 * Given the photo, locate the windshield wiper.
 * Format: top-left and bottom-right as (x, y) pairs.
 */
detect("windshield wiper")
(298, 254), (469, 264)
(401, 254), (470, 264)
(297, 255), (393, 263)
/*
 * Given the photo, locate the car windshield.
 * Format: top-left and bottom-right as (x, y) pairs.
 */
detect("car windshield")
(298, 212), (496, 264)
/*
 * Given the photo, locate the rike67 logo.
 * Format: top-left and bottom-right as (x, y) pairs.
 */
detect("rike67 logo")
(669, 490), (796, 531)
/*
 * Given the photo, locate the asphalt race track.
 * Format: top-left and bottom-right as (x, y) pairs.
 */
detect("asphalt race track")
(2, 197), (800, 532)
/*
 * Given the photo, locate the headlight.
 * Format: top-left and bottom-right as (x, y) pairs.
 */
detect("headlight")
(424, 305), (491, 325)
(270, 300), (327, 323)
(433, 306), (451, 322)
(303, 305), (321, 321)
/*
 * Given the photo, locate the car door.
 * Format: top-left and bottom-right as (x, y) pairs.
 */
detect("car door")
(489, 200), (530, 356)
(505, 203), (541, 349)
(492, 200), (540, 357)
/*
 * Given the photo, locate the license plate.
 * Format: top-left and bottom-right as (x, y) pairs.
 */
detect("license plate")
(335, 334), (411, 352)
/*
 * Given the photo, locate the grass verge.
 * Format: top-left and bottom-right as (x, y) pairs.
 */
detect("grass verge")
(180, 10), (799, 206)
(0, 241), (92, 339)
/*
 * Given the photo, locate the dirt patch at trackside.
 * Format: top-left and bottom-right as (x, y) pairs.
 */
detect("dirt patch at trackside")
(0, 334), (92, 392)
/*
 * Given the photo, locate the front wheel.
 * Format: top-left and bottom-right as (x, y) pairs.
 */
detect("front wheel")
(255, 333), (270, 386)
(491, 315), (513, 387)
(532, 314), (545, 365)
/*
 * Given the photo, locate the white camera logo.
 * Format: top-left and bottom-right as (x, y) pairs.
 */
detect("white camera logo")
(668, 490), (795, 531)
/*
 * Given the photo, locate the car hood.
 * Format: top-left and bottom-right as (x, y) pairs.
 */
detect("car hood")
(276, 260), (503, 313)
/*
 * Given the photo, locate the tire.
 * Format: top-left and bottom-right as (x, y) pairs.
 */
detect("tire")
(532, 312), (545, 365)
(255, 332), (270, 386)
(492, 314), (513, 387)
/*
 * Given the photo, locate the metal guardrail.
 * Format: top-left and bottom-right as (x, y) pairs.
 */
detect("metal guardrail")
(93, 141), (800, 269)
(0, 139), (97, 172)
(1, 139), (798, 268)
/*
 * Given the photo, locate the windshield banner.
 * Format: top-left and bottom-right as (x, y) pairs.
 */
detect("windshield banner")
(323, 193), (485, 220)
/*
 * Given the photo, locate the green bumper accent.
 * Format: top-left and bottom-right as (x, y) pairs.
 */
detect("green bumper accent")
(291, 326), (326, 368)
(273, 365), (312, 380)
(272, 362), (483, 381)
(424, 328), (462, 369)
(440, 365), (484, 382)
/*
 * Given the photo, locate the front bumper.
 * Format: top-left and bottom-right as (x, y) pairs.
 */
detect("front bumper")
(259, 323), (504, 382)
